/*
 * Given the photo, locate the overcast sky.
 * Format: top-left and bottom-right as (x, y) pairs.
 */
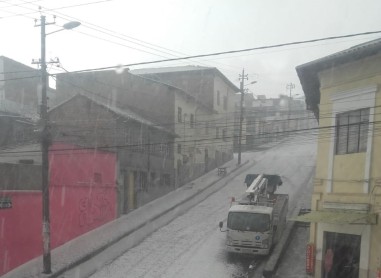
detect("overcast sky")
(1, 0), (381, 98)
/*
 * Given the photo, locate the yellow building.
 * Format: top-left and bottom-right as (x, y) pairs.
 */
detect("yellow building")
(296, 39), (381, 278)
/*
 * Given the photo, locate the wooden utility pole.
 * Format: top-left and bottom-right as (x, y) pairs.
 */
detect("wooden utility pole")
(286, 83), (295, 133)
(238, 69), (248, 165)
(35, 15), (53, 274)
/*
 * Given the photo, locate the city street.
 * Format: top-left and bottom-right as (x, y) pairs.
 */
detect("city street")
(89, 135), (317, 278)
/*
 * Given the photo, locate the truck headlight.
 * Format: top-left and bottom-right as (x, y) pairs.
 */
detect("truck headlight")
(262, 238), (269, 248)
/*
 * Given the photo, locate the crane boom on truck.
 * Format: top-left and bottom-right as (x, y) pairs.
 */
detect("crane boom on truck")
(219, 174), (288, 256)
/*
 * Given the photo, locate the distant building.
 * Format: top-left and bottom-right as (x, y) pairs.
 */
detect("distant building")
(296, 38), (381, 278)
(0, 56), (43, 147)
(0, 111), (35, 147)
(0, 56), (40, 119)
(132, 66), (239, 177)
(49, 93), (176, 211)
(234, 93), (314, 150)
(55, 66), (238, 187)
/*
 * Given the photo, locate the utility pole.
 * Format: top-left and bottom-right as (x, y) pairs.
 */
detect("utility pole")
(33, 16), (79, 274)
(34, 15), (55, 274)
(286, 83), (295, 134)
(238, 69), (248, 165)
(147, 131), (151, 189)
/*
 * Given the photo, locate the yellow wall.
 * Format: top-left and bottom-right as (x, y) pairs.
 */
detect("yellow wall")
(332, 153), (366, 193)
(309, 52), (381, 277)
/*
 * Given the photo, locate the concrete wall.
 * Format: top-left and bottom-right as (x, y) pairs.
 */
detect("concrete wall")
(0, 163), (41, 190)
(0, 56), (40, 118)
(0, 116), (35, 147)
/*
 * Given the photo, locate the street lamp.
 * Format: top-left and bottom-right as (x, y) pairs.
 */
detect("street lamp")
(46, 21), (81, 35)
(35, 15), (80, 274)
(245, 81), (257, 87)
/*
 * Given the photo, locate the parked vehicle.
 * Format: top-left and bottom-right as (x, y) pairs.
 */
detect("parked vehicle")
(219, 174), (288, 255)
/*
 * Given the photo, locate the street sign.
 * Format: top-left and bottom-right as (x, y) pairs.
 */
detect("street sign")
(0, 197), (12, 209)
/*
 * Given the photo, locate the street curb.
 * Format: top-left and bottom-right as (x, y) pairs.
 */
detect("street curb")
(46, 160), (251, 278)
(262, 164), (315, 278)
(263, 220), (297, 278)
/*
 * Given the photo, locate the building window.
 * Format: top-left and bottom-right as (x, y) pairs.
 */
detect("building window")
(217, 90), (220, 106)
(140, 171), (148, 192)
(178, 107), (182, 122)
(222, 128), (227, 141)
(216, 127), (220, 139)
(159, 143), (171, 156)
(150, 172), (156, 187)
(205, 122), (209, 135)
(163, 174), (170, 186)
(177, 144), (182, 154)
(223, 96), (228, 110)
(335, 108), (369, 155)
(190, 114), (194, 128)
(124, 128), (129, 144)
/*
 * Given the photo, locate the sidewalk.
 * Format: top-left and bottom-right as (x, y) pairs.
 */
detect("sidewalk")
(3, 158), (252, 278)
(273, 225), (310, 278)
(271, 161), (315, 278)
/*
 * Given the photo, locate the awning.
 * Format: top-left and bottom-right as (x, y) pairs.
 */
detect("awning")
(291, 210), (377, 225)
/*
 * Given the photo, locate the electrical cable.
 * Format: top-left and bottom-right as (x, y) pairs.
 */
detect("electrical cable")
(1, 30), (380, 82)
(0, 0), (114, 19)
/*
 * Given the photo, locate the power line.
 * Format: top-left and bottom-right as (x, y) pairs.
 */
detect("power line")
(0, 0), (41, 9)
(69, 30), (381, 74)
(13, 0), (241, 73)
(0, 0), (114, 19)
(1, 118), (380, 155)
(1, 30), (380, 82)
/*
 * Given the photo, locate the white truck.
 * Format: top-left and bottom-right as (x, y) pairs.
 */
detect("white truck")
(219, 174), (288, 256)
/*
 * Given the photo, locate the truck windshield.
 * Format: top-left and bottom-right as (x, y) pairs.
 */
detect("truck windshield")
(227, 212), (270, 232)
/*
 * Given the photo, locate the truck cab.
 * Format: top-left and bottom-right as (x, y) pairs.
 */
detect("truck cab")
(226, 205), (274, 255)
(220, 174), (288, 256)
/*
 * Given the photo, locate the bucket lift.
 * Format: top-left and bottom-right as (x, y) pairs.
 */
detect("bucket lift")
(243, 174), (283, 204)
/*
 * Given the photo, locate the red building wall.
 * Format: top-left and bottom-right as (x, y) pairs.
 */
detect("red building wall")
(0, 143), (117, 276)
(49, 143), (117, 247)
(0, 191), (42, 276)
